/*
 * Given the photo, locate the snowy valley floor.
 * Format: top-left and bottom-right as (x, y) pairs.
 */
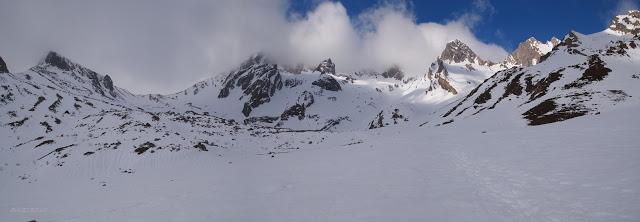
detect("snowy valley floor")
(1, 107), (639, 222)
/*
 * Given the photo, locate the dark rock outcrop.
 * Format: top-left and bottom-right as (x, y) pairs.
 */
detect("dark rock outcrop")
(218, 54), (284, 117)
(102, 75), (117, 97)
(563, 55), (611, 89)
(103, 75), (114, 92)
(314, 59), (336, 74)
(0, 56), (8, 73)
(381, 65), (404, 80)
(312, 75), (341, 91)
(368, 111), (384, 129)
(297, 91), (314, 107)
(281, 104), (306, 120)
(44, 51), (73, 71)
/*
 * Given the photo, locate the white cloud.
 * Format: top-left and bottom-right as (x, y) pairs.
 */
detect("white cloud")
(453, 0), (496, 28)
(614, 0), (639, 15)
(0, 0), (508, 94)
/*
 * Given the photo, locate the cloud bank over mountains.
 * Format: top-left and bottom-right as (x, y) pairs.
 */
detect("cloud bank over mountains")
(0, 0), (508, 94)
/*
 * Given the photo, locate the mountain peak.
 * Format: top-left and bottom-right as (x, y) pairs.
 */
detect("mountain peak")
(238, 52), (269, 70)
(440, 39), (479, 64)
(0, 56), (8, 73)
(314, 58), (336, 74)
(41, 51), (75, 71)
(608, 10), (640, 35)
(506, 36), (560, 67)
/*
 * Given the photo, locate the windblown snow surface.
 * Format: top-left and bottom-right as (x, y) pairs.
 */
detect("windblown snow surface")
(1, 105), (639, 221)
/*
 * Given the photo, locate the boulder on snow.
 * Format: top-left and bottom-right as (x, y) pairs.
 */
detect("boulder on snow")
(312, 75), (341, 91)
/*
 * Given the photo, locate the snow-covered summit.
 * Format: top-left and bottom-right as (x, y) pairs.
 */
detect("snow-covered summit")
(608, 10), (640, 35)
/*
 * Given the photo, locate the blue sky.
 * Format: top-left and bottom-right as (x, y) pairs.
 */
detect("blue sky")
(290, 0), (640, 51)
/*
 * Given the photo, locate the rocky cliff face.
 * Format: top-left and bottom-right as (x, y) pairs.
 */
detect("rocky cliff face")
(217, 54), (283, 117)
(608, 10), (640, 35)
(426, 58), (457, 95)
